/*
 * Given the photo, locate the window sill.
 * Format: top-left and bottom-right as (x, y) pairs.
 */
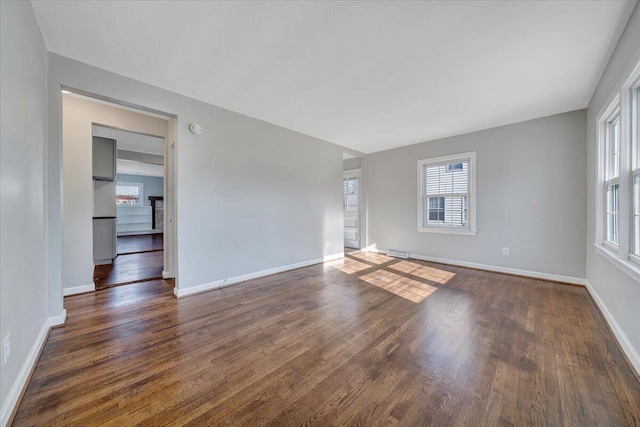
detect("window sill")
(594, 243), (640, 283)
(417, 227), (477, 236)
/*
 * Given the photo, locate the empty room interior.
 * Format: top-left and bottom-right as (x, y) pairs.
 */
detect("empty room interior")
(2, 1), (640, 425)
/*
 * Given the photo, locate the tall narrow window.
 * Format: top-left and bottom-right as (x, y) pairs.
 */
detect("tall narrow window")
(632, 87), (640, 256)
(604, 109), (621, 246)
(418, 152), (476, 235)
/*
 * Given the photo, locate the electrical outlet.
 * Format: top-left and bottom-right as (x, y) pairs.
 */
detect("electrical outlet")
(503, 247), (510, 256)
(2, 334), (10, 365)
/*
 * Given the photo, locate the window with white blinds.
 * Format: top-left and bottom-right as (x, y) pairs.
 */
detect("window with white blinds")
(418, 152), (476, 235)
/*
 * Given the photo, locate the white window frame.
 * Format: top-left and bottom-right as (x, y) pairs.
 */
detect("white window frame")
(417, 151), (477, 236)
(631, 85), (640, 261)
(603, 106), (621, 249)
(116, 181), (144, 207)
(595, 51), (640, 282)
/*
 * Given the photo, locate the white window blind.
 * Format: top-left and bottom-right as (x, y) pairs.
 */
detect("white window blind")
(423, 161), (468, 227)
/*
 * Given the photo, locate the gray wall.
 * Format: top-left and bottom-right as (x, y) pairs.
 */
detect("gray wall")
(367, 110), (587, 279)
(47, 53), (344, 306)
(343, 157), (361, 170)
(586, 4), (640, 367)
(117, 174), (164, 206)
(0, 1), (50, 418)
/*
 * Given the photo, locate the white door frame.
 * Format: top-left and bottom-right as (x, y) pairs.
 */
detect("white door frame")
(59, 90), (179, 296)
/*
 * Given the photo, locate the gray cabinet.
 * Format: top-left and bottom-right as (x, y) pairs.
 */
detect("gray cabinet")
(92, 136), (116, 180)
(93, 218), (116, 264)
(94, 180), (117, 217)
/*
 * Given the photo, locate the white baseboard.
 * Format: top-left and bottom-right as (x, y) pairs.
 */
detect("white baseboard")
(365, 248), (587, 286)
(0, 310), (66, 427)
(48, 309), (67, 327)
(174, 252), (344, 298)
(63, 283), (95, 296)
(585, 280), (640, 377)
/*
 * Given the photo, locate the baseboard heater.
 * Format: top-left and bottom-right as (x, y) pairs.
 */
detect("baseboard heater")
(386, 249), (409, 259)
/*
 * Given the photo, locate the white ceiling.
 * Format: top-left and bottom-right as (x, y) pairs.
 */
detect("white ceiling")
(33, 1), (635, 153)
(92, 125), (164, 156)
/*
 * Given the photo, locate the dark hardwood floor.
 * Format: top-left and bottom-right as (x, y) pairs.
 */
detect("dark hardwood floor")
(15, 252), (640, 426)
(94, 234), (163, 289)
(117, 233), (163, 255)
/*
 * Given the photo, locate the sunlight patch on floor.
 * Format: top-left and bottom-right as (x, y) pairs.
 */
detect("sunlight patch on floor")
(349, 251), (394, 264)
(388, 260), (423, 274)
(333, 258), (372, 274)
(389, 260), (455, 285)
(360, 270), (437, 303)
(410, 266), (455, 284)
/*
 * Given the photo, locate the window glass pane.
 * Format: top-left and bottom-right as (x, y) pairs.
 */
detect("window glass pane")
(116, 185), (140, 205)
(634, 176), (640, 254)
(347, 194), (357, 210)
(344, 177), (358, 195)
(426, 196), (466, 227)
(606, 183), (619, 245)
(634, 88), (640, 169)
(606, 114), (621, 180)
(343, 176), (358, 211)
(614, 119), (620, 178)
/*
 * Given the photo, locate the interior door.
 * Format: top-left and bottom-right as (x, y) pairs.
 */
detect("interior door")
(343, 170), (360, 248)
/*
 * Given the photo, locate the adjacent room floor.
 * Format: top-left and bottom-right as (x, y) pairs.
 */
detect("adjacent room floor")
(16, 252), (640, 426)
(93, 234), (163, 289)
(117, 233), (163, 254)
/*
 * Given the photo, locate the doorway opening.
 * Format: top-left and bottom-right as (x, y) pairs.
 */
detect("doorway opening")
(93, 125), (165, 289)
(61, 90), (177, 295)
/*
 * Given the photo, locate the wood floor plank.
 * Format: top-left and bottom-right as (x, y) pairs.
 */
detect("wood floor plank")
(117, 233), (163, 254)
(12, 253), (640, 426)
